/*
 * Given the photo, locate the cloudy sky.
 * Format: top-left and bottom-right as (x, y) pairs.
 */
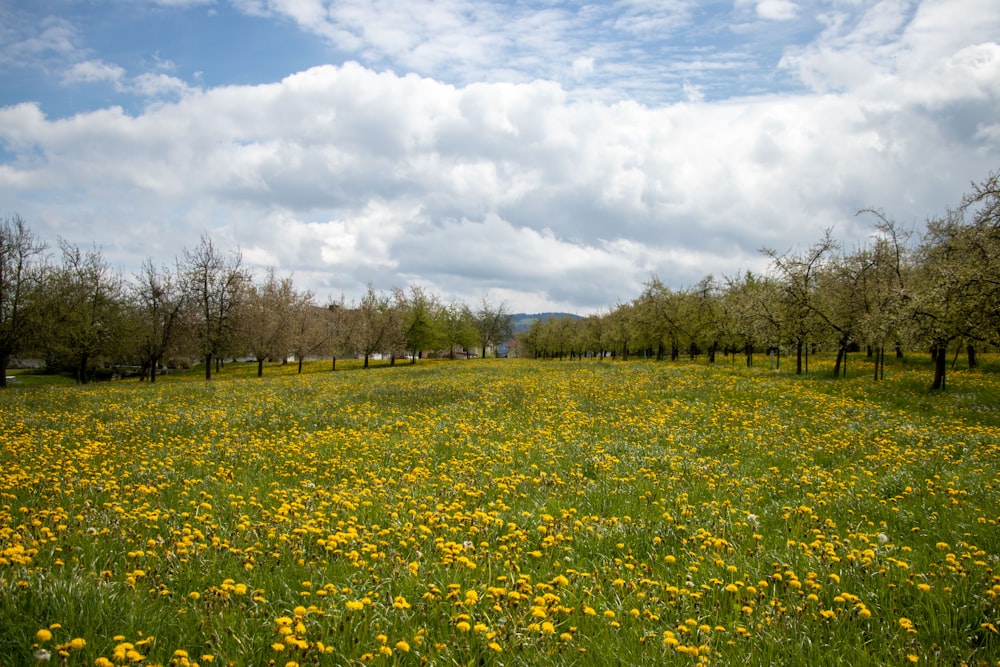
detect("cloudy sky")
(2, 0), (998, 313)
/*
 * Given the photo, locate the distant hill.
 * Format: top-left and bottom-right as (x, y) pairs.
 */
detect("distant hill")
(510, 312), (581, 333)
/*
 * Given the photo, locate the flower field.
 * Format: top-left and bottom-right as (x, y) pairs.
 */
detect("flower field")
(2, 357), (999, 666)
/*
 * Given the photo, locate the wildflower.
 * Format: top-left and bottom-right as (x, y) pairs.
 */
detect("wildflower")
(33, 649), (51, 662)
(36, 629), (53, 643)
(395, 640), (410, 652)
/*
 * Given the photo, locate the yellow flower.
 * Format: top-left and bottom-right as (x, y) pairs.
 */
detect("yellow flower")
(395, 640), (410, 652)
(36, 629), (53, 643)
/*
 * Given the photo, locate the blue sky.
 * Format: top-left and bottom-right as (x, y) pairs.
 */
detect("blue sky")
(2, 0), (999, 312)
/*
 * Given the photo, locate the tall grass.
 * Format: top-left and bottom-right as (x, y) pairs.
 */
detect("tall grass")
(1, 354), (998, 666)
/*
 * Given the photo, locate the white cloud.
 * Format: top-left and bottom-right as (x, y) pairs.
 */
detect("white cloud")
(62, 60), (127, 88)
(754, 0), (798, 21)
(133, 72), (194, 98)
(572, 56), (595, 78)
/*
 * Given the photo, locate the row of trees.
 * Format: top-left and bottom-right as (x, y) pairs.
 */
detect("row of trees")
(519, 171), (999, 390)
(0, 230), (515, 386)
(3, 171), (996, 388)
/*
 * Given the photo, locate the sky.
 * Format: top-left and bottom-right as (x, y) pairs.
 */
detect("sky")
(1, 0), (999, 314)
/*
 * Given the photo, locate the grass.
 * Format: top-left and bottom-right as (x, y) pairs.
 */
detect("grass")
(1, 353), (998, 666)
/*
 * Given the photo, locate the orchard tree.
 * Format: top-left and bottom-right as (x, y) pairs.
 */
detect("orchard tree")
(239, 268), (299, 378)
(852, 213), (913, 381)
(475, 298), (513, 359)
(397, 284), (443, 363)
(0, 215), (46, 387)
(287, 298), (327, 374)
(355, 283), (401, 368)
(911, 173), (1000, 389)
(438, 300), (479, 359)
(761, 233), (835, 374)
(39, 240), (126, 383)
(180, 235), (248, 381)
(129, 259), (185, 382)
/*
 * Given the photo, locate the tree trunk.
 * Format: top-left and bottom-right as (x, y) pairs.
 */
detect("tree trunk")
(932, 344), (947, 390)
(331, 356), (337, 371)
(744, 343), (753, 367)
(0, 355), (8, 388)
(151, 357), (159, 383)
(364, 353), (370, 369)
(78, 353), (89, 384)
(833, 347), (844, 378)
(795, 340), (803, 375)
(257, 358), (264, 378)
(205, 353), (213, 381)
(298, 357), (304, 374)
(967, 344), (978, 369)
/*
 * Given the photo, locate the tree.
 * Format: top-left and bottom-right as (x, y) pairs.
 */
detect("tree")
(0, 215), (46, 387)
(474, 298), (513, 359)
(761, 233), (835, 374)
(354, 283), (401, 368)
(287, 299), (328, 374)
(323, 297), (358, 371)
(239, 268), (299, 378)
(179, 235), (248, 381)
(852, 212), (913, 381)
(397, 284), (443, 363)
(687, 276), (724, 363)
(129, 259), (184, 382)
(721, 271), (780, 368)
(38, 240), (126, 383)
(438, 300), (479, 359)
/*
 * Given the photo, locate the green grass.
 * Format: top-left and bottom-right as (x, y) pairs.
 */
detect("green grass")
(0, 354), (998, 666)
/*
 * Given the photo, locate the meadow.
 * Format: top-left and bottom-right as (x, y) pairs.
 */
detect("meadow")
(1, 355), (999, 666)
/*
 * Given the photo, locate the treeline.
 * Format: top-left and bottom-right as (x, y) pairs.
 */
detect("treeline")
(519, 171), (999, 390)
(2, 171), (997, 388)
(0, 231), (515, 386)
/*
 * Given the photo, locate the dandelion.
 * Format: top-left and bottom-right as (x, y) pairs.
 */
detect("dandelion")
(35, 629), (52, 643)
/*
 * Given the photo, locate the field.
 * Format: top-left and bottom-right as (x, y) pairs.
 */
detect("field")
(1, 355), (999, 666)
